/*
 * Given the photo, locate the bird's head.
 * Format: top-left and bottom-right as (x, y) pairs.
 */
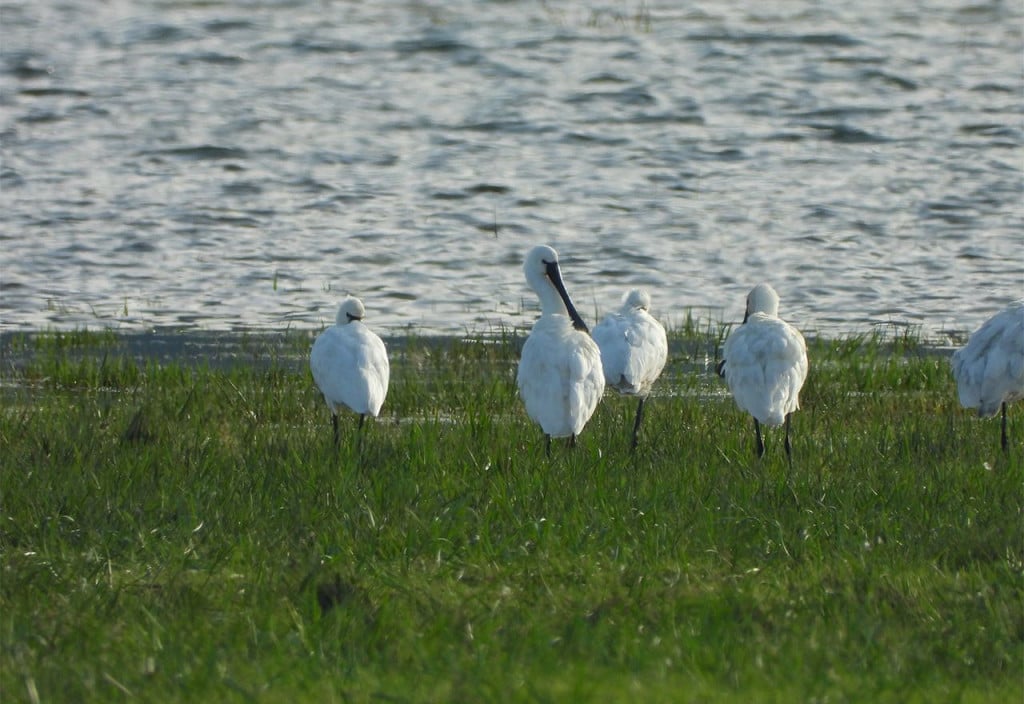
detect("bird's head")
(744, 283), (780, 322)
(523, 244), (588, 333)
(336, 296), (366, 325)
(623, 288), (652, 312)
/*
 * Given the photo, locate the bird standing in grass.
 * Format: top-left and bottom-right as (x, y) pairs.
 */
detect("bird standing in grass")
(951, 299), (1024, 453)
(592, 288), (668, 449)
(310, 296), (390, 446)
(719, 283), (808, 460)
(517, 245), (604, 454)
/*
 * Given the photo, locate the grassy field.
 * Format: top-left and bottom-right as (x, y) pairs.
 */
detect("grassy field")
(1, 324), (1021, 703)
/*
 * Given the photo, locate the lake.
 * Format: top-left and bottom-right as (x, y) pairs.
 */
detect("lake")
(2, 0), (1021, 339)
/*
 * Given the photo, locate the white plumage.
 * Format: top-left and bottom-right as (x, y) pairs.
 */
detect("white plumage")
(516, 245), (605, 450)
(951, 299), (1024, 452)
(310, 296), (390, 444)
(591, 288), (668, 448)
(720, 283), (808, 458)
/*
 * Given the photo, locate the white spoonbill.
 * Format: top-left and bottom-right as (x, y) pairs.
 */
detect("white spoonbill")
(516, 245), (605, 453)
(718, 283), (808, 460)
(310, 296), (390, 445)
(951, 300), (1024, 452)
(591, 288), (668, 449)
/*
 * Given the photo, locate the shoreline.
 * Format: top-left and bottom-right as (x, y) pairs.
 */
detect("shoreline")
(0, 323), (960, 376)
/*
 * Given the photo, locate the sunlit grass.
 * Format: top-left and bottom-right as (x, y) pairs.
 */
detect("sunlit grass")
(1, 325), (1020, 703)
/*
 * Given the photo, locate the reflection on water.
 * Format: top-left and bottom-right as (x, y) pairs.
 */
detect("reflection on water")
(1, 1), (1021, 338)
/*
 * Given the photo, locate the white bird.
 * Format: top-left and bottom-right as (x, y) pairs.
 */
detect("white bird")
(718, 283), (809, 460)
(516, 245), (605, 453)
(951, 299), (1024, 452)
(591, 288), (668, 449)
(310, 296), (390, 445)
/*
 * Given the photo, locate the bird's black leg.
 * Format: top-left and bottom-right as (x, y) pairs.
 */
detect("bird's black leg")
(1001, 402), (1009, 453)
(332, 413), (339, 447)
(356, 413), (366, 454)
(754, 418), (765, 458)
(567, 433), (577, 449)
(545, 434), (552, 457)
(784, 413), (793, 466)
(631, 397), (646, 451)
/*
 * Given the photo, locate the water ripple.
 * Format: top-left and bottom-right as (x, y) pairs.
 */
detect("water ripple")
(0, 0), (1020, 338)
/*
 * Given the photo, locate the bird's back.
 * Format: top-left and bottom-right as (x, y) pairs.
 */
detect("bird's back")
(592, 308), (667, 395)
(723, 314), (808, 426)
(310, 323), (390, 416)
(518, 315), (605, 437)
(951, 301), (1024, 416)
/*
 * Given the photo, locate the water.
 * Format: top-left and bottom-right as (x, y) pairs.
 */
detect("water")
(2, 0), (1022, 339)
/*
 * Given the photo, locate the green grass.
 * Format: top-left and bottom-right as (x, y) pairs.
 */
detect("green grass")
(1, 326), (1021, 703)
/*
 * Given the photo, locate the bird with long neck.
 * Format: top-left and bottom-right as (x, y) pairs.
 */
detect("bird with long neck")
(516, 245), (605, 454)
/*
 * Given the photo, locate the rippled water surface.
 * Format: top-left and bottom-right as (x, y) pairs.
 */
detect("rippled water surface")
(2, 0), (1021, 337)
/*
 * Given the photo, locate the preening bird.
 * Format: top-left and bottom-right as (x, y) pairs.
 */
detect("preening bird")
(310, 296), (390, 445)
(719, 283), (808, 459)
(591, 288), (668, 449)
(516, 245), (605, 453)
(951, 299), (1024, 452)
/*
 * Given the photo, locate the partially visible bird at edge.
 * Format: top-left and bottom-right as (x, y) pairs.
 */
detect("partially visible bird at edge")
(951, 299), (1024, 453)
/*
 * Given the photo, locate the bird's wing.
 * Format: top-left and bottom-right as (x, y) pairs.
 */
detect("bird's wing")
(517, 331), (573, 436)
(1004, 307), (1024, 402)
(311, 327), (354, 411)
(958, 302), (1024, 413)
(723, 318), (807, 425)
(310, 325), (389, 416)
(358, 326), (390, 416)
(566, 334), (605, 435)
(759, 320), (808, 419)
(593, 312), (667, 393)
(591, 313), (629, 386)
(954, 303), (1024, 414)
(518, 326), (604, 437)
(621, 312), (668, 393)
